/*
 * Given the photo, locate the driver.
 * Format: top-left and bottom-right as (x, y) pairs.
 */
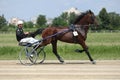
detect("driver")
(16, 20), (30, 42)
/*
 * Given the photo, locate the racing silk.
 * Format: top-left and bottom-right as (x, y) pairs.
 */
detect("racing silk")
(16, 27), (28, 42)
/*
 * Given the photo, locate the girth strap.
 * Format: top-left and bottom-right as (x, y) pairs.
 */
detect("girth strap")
(69, 24), (78, 43)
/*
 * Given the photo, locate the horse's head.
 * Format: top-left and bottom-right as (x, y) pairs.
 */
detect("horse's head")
(86, 10), (98, 26)
(73, 10), (98, 26)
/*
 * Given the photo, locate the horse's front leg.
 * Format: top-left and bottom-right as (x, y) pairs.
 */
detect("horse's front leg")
(85, 48), (96, 64)
(78, 40), (96, 64)
(51, 41), (64, 63)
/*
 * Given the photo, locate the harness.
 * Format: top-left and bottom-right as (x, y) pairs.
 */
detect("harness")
(69, 24), (90, 43)
(69, 24), (78, 43)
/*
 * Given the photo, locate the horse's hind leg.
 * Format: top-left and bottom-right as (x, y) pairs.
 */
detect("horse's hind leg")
(51, 41), (64, 63)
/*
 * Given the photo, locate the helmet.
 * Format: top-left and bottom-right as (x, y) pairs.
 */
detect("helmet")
(17, 20), (23, 25)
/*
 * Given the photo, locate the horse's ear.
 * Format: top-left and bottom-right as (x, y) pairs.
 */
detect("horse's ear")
(88, 10), (92, 14)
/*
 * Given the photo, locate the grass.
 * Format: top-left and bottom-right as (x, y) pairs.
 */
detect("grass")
(0, 32), (120, 60)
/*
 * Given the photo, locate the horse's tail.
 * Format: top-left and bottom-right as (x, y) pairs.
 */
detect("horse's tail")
(28, 28), (44, 38)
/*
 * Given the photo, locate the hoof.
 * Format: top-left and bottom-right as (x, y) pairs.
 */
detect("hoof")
(60, 60), (64, 63)
(60, 61), (66, 64)
(58, 57), (64, 64)
(39, 61), (44, 64)
(75, 49), (84, 53)
(91, 61), (96, 64)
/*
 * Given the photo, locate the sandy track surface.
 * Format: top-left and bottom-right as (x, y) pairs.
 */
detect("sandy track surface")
(0, 60), (120, 80)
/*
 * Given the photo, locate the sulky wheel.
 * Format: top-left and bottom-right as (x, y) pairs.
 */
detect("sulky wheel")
(36, 46), (46, 64)
(18, 46), (37, 65)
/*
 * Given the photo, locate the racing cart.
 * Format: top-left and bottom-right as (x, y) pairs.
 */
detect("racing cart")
(18, 37), (46, 65)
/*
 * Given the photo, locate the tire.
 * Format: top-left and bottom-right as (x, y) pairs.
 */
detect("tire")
(36, 47), (46, 64)
(18, 46), (37, 65)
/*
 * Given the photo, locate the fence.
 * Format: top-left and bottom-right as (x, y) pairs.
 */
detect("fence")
(1, 30), (120, 34)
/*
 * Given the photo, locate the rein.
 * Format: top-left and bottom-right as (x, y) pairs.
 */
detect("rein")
(40, 29), (70, 42)
(74, 24), (95, 28)
(30, 24), (95, 46)
(39, 24), (94, 42)
(26, 29), (70, 47)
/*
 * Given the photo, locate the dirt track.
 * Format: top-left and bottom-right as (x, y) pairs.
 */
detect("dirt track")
(0, 60), (120, 80)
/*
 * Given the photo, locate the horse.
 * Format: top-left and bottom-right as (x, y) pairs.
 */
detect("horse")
(38, 10), (98, 64)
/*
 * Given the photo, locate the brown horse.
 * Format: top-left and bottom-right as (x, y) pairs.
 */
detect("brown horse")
(39, 10), (98, 64)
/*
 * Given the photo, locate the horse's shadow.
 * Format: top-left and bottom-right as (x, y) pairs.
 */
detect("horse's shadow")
(17, 61), (95, 66)
(37, 61), (92, 65)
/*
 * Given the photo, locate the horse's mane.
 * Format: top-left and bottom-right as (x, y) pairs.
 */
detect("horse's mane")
(73, 10), (93, 24)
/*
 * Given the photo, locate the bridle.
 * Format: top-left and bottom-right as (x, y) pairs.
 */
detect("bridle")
(91, 14), (95, 22)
